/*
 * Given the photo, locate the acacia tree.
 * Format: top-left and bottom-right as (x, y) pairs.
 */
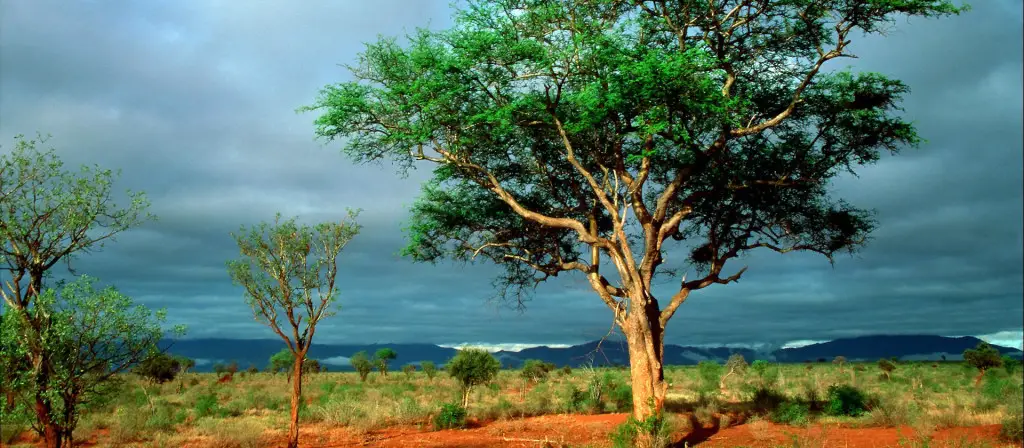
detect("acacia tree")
(2, 277), (183, 445)
(0, 134), (153, 448)
(303, 0), (966, 437)
(226, 212), (360, 448)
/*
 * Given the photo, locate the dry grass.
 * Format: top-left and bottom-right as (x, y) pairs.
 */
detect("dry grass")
(2, 361), (1020, 447)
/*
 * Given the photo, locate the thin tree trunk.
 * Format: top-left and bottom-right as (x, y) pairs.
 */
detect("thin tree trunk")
(287, 356), (303, 448)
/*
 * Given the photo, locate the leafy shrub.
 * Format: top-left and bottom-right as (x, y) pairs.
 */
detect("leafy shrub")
(401, 363), (416, 379)
(608, 381), (633, 412)
(878, 359), (896, 380)
(133, 353), (182, 384)
(350, 351), (373, 382)
(771, 401), (810, 426)
(432, 403), (467, 430)
(373, 348), (397, 376)
(963, 342), (1003, 374)
(1000, 412), (1023, 444)
(559, 383), (587, 413)
(193, 393), (219, 418)
(748, 387), (787, 416)
(696, 360), (724, 402)
(420, 361), (437, 380)
(1002, 356), (1020, 375)
(446, 348), (500, 407)
(609, 414), (672, 448)
(560, 365), (572, 376)
(824, 384), (868, 417)
(520, 359), (556, 382)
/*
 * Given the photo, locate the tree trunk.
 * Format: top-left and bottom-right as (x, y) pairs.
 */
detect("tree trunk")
(622, 304), (667, 448)
(287, 356), (303, 448)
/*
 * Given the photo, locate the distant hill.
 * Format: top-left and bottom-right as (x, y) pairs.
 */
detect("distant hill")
(164, 334), (1022, 373)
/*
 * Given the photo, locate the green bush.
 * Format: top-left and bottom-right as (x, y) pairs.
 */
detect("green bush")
(824, 384), (869, 417)
(1002, 356), (1020, 375)
(350, 351), (373, 382)
(559, 383), (587, 413)
(193, 393), (219, 418)
(446, 348), (501, 407)
(1000, 411), (1023, 444)
(609, 414), (672, 448)
(521, 359), (556, 382)
(432, 403), (467, 430)
(421, 361), (437, 380)
(749, 386), (787, 415)
(771, 401), (810, 426)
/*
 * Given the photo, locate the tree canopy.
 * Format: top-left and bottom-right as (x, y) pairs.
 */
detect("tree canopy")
(305, 0), (966, 431)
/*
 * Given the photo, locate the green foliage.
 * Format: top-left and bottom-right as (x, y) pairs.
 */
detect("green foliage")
(268, 349), (295, 375)
(193, 393), (219, 418)
(420, 360), (438, 380)
(446, 348), (501, 406)
(402, 363), (417, 379)
(133, 353), (183, 384)
(878, 359), (897, 379)
(963, 342), (1003, 373)
(350, 352), (373, 382)
(302, 0), (967, 421)
(432, 403), (467, 430)
(824, 384), (869, 417)
(226, 210), (361, 355)
(374, 348), (397, 376)
(696, 360), (724, 401)
(725, 353), (748, 374)
(609, 414), (672, 448)
(1003, 356), (1020, 375)
(520, 359), (556, 382)
(2, 276), (183, 443)
(771, 401), (811, 426)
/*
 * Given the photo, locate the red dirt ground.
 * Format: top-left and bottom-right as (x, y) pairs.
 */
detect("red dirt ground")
(5, 414), (1018, 447)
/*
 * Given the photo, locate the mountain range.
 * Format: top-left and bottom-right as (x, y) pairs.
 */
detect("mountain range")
(164, 334), (1023, 372)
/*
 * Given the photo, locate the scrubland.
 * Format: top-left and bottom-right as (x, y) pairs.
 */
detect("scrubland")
(3, 360), (1022, 448)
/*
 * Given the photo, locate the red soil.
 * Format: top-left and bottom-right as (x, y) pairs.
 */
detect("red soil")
(6, 414), (1017, 448)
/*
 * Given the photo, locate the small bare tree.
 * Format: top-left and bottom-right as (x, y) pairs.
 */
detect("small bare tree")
(226, 211), (360, 448)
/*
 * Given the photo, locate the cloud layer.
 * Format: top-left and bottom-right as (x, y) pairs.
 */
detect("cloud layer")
(1, 1), (1021, 348)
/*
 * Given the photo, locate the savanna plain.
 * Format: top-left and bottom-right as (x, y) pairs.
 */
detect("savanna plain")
(3, 357), (1022, 448)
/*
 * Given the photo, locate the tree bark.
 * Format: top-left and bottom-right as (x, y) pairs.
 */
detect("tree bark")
(622, 303), (667, 448)
(287, 356), (303, 448)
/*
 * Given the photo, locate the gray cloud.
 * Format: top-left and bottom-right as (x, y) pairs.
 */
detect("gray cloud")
(1, 0), (1020, 349)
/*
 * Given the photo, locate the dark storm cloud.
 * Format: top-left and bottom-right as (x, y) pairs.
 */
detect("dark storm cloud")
(1, 0), (1020, 349)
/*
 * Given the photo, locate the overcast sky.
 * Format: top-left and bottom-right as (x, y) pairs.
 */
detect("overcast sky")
(1, 1), (1021, 351)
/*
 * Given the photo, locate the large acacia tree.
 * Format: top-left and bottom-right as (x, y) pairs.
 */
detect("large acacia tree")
(226, 212), (360, 448)
(303, 0), (965, 434)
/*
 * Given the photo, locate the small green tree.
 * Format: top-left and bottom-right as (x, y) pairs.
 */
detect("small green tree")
(1, 134), (154, 448)
(227, 211), (361, 448)
(521, 359), (556, 382)
(446, 348), (501, 407)
(720, 353), (748, 390)
(302, 359), (323, 375)
(350, 352), (373, 382)
(402, 363), (417, 379)
(175, 356), (196, 375)
(269, 349), (295, 379)
(374, 348), (397, 377)
(833, 356), (848, 372)
(877, 359), (896, 380)
(1, 276), (183, 447)
(1002, 356), (1019, 376)
(963, 342), (1003, 385)
(420, 360), (438, 381)
(133, 353), (182, 384)
(212, 363), (227, 375)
